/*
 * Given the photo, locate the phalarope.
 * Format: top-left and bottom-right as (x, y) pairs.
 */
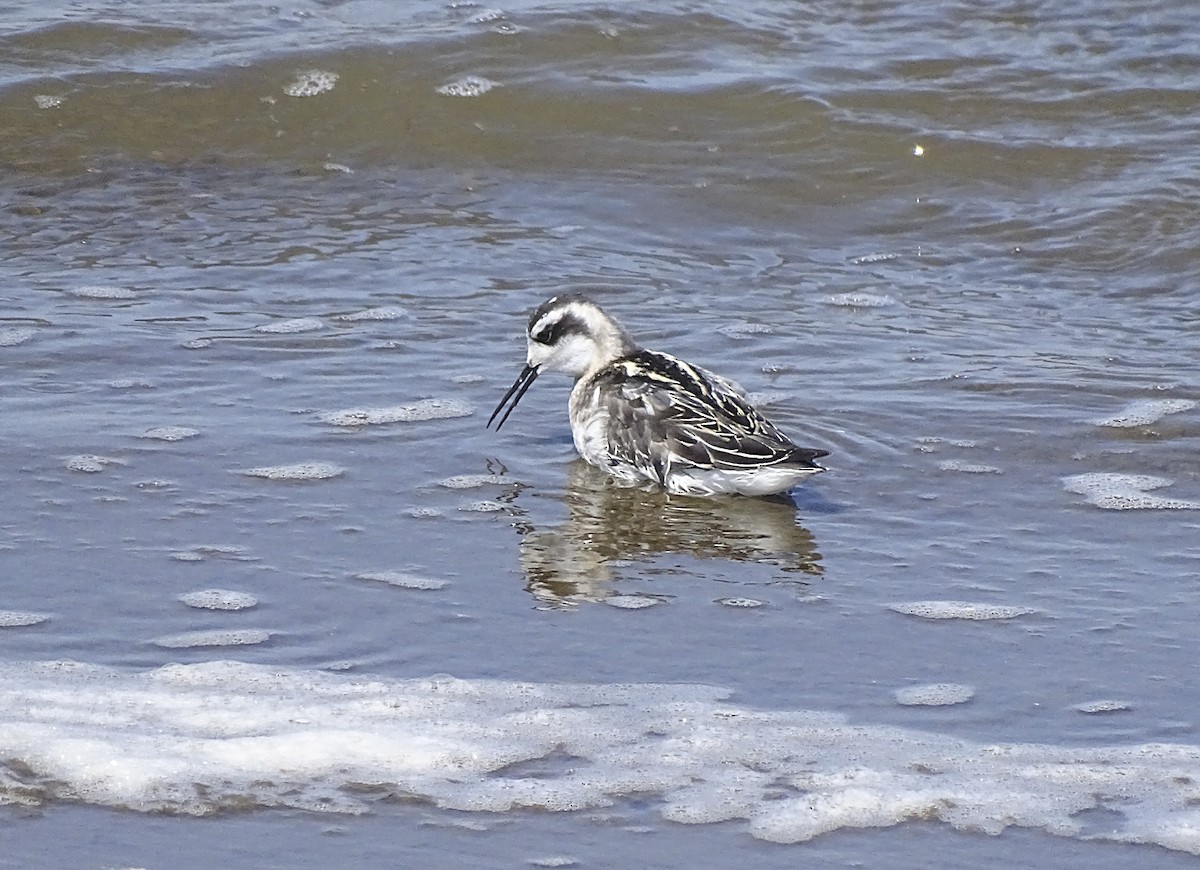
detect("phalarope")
(488, 294), (829, 497)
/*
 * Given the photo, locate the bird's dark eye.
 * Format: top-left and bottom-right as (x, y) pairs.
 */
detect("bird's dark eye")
(531, 313), (585, 346)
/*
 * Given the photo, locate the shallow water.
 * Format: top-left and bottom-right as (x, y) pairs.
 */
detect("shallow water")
(2, 0), (1200, 864)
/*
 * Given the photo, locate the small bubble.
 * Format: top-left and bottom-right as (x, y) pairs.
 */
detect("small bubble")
(0, 611), (50, 627)
(238, 462), (345, 481)
(887, 601), (1038, 621)
(436, 75), (499, 97)
(256, 317), (323, 334)
(895, 683), (974, 706)
(140, 426), (200, 442)
(355, 571), (448, 591)
(71, 285), (136, 299)
(604, 595), (661, 610)
(716, 597), (766, 609)
(152, 629), (273, 648)
(179, 589), (259, 611)
(284, 70), (338, 97)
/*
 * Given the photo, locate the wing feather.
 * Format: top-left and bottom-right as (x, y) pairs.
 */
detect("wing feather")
(591, 350), (827, 482)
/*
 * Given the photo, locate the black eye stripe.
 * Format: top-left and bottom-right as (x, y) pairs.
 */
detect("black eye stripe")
(531, 312), (587, 345)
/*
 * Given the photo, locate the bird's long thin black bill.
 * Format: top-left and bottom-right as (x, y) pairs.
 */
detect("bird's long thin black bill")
(487, 364), (539, 430)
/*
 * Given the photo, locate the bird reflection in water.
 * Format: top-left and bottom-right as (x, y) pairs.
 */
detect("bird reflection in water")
(514, 461), (823, 608)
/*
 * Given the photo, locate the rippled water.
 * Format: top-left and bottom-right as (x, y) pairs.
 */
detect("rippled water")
(3, 1), (1200, 866)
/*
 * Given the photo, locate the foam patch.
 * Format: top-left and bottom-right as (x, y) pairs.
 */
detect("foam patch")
(151, 630), (272, 648)
(238, 462), (345, 481)
(1062, 473), (1200, 510)
(355, 571), (447, 591)
(140, 426), (200, 441)
(255, 317), (324, 334)
(894, 683), (975, 706)
(887, 601), (1038, 620)
(0, 327), (36, 347)
(319, 399), (473, 426)
(1090, 399), (1196, 428)
(436, 75), (499, 97)
(1, 662), (1199, 855)
(284, 70), (338, 97)
(0, 612), (49, 628)
(179, 590), (258, 611)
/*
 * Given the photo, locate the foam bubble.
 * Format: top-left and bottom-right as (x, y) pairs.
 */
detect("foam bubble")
(255, 317), (324, 334)
(604, 595), (662, 610)
(65, 454), (124, 473)
(459, 500), (507, 512)
(887, 601), (1038, 621)
(171, 546), (256, 562)
(825, 292), (895, 308)
(1062, 473), (1200, 510)
(140, 426), (200, 442)
(34, 94), (63, 109)
(355, 571), (447, 591)
(71, 285), (135, 299)
(151, 629), (272, 648)
(1090, 399), (1196, 428)
(894, 684), (975, 706)
(2, 661), (1200, 854)
(716, 598), (766, 609)
(238, 462), (345, 481)
(0, 327), (36, 347)
(109, 378), (155, 390)
(436, 75), (499, 97)
(1073, 699), (1132, 714)
(438, 474), (511, 489)
(179, 590), (259, 611)
(937, 460), (1001, 474)
(319, 399), (473, 426)
(717, 323), (773, 339)
(284, 70), (338, 97)
(0, 612), (49, 627)
(338, 306), (408, 322)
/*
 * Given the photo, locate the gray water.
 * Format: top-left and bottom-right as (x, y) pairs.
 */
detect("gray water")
(3, 1), (1200, 866)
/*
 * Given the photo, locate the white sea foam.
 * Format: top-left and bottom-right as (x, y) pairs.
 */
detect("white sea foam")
(65, 454), (125, 473)
(459, 500), (507, 512)
(179, 590), (259, 611)
(319, 399), (473, 426)
(355, 571), (447, 591)
(1, 661), (1200, 855)
(1074, 699), (1132, 714)
(887, 601), (1038, 620)
(604, 595), (661, 610)
(937, 460), (1001, 474)
(716, 597), (766, 609)
(0, 327), (36, 347)
(151, 630), (272, 648)
(34, 94), (63, 109)
(437, 474), (511, 489)
(825, 292), (896, 308)
(0, 612), (49, 628)
(717, 322), (773, 339)
(436, 75), (499, 97)
(140, 426), (200, 441)
(338, 306), (408, 322)
(1062, 473), (1200, 510)
(255, 317), (324, 334)
(238, 462), (345, 481)
(71, 284), (136, 299)
(894, 683), (975, 706)
(284, 70), (338, 97)
(1090, 399), (1196, 428)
